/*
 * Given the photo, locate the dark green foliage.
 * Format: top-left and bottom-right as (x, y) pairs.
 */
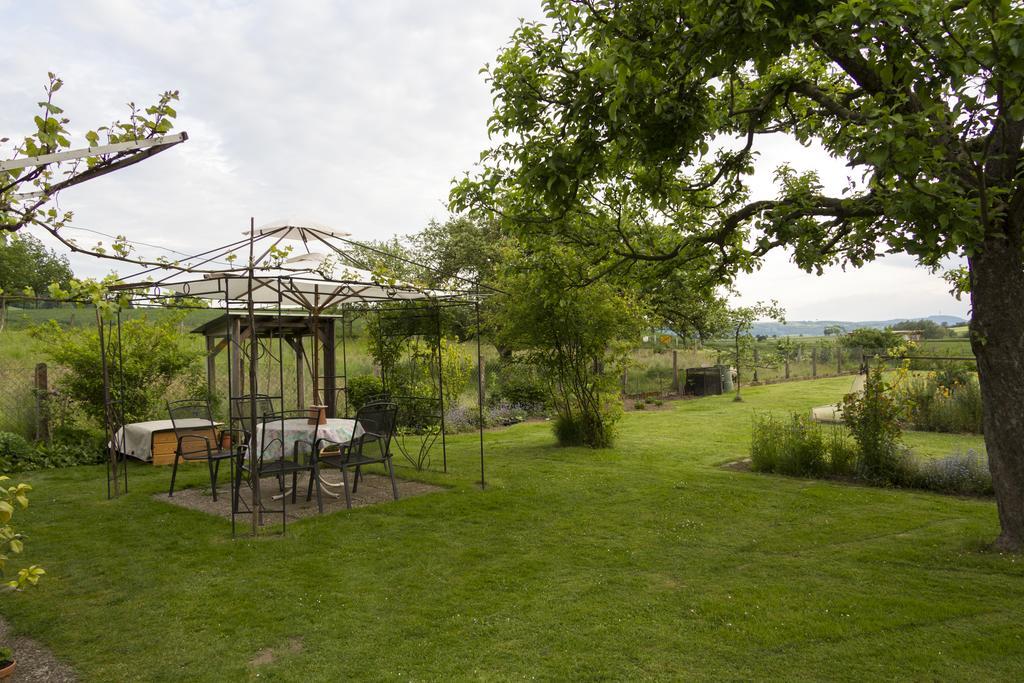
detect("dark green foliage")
(841, 328), (904, 352)
(750, 412), (990, 496)
(32, 314), (202, 426)
(892, 319), (953, 340)
(0, 233), (73, 298)
(493, 248), (639, 448)
(345, 374), (384, 414)
(490, 362), (548, 411)
(552, 414), (586, 447)
(0, 431), (33, 472)
(0, 429), (102, 473)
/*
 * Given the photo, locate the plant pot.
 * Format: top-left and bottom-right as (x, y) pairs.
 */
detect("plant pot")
(307, 405), (327, 425)
(0, 659), (16, 680)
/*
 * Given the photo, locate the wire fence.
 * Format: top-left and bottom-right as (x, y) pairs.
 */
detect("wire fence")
(621, 342), (978, 398)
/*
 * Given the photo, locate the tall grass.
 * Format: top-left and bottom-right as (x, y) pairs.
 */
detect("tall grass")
(751, 413), (855, 477)
(898, 373), (983, 434)
(751, 411), (992, 497)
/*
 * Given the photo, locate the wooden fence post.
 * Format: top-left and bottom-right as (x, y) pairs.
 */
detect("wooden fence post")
(34, 362), (50, 443)
(752, 348), (760, 383)
(811, 346), (817, 378)
(672, 350), (679, 393)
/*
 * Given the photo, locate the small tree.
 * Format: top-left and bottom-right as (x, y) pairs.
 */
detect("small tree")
(842, 364), (906, 483)
(493, 247), (643, 448)
(719, 301), (784, 401)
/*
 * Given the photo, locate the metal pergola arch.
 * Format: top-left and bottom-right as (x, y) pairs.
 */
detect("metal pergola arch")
(99, 219), (490, 536)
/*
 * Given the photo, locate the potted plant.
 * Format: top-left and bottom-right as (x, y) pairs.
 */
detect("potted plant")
(0, 646), (15, 679)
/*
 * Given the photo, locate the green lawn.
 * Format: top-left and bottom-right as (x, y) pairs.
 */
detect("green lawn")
(2, 377), (1020, 681)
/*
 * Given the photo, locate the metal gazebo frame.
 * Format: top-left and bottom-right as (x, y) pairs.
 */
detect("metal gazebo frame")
(99, 219), (489, 536)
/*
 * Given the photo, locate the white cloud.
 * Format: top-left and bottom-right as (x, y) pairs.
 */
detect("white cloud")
(3, 1), (969, 320)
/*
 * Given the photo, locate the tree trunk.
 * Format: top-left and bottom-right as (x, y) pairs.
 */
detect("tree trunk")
(969, 233), (1024, 551)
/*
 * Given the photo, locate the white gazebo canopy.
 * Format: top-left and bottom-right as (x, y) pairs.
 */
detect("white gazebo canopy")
(160, 272), (439, 309)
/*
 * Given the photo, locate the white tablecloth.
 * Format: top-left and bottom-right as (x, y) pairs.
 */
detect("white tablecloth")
(251, 417), (361, 462)
(113, 418), (219, 462)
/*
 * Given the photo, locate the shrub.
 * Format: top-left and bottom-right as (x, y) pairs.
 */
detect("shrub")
(491, 362), (547, 411)
(443, 404), (479, 434)
(898, 372), (982, 434)
(842, 365), (904, 483)
(750, 413), (826, 476)
(893, 449), (993, 496)
(0, 432), (32, 472)
(486, 400), (529, 427)
(33, 314), (200, 426)
(750, 413), (856, 477)
(553, 414), (586, 447)
(0, 428), (104, 472)
(346, 374), (383, 414)
(825, 428), (858, 477)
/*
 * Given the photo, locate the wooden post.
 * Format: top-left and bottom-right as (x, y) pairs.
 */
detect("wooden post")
(785, 357), (790, 380)
(292, 336), (305, 410)
(812, 346), (817, 378)
(230, 317), (243, 400)
(205, 335), (217, 401)
(324, 319), (337, 418)
(672, 350), (679, 393)
(752, 348), (760, 383)
(34, 362), (49, 443)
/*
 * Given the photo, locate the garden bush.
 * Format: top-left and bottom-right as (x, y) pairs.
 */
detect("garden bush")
(33, 314), (201, 426)
(485, 400), (529, 427)
(346, 374), (383, 414)
(490, 362), (547, 412)
(898, 372), (982, 434)
(750, 413), (846, 477)
(0, 429), (102, 472)
(892, 449), (993, 497)
(0, 432), (33, 472)
(750, 412), (992, 497)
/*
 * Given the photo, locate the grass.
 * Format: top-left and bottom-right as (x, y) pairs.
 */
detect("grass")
(2, 376), (1023, 680)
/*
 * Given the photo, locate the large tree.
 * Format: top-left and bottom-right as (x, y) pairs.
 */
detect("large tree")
(453, 1), (1024, 549)
(0, 233), (73, 294)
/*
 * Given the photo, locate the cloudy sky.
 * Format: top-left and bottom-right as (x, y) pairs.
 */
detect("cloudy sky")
(2, 0), (969, 322)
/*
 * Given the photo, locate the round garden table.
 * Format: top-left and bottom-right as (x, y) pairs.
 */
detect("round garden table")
(251, 417), (364, 499)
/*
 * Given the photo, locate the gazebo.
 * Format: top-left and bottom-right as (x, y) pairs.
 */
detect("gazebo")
(102, 220), (487, 535)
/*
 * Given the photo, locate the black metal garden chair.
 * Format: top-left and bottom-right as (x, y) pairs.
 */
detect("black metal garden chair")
(317, 401), (399, 509)
(234, 410), (324, 525)
(229, 393), (279, 457)
(167, 399), (238, 501)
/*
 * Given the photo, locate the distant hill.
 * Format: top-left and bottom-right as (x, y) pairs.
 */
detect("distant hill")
(752, 315), (967, 337)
